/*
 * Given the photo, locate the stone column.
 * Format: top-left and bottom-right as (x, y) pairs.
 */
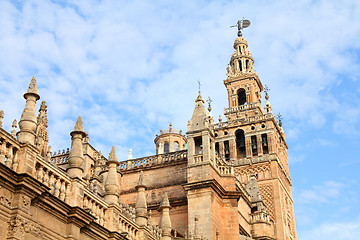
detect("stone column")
(257, 135), (263, 156)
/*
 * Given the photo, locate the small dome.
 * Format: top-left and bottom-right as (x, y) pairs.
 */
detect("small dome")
(234, 36), (248, 48)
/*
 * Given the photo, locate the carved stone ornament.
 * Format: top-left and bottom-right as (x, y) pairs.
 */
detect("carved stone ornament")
(7, 216), (42, 239)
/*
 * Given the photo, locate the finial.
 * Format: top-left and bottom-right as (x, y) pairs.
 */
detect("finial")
(0, 110), (4, 127)
(159, 192), (171, 209)
(24, 76), (40, 100)
(40, 101), (47, 111)
(169, 123), (172, 132)
(73, 116), (84, 132)
(197, 79), (201, 92)
(109, 146), (118, 163)
(277, 113), (283, 127)
(128, 149), (132, 160)
(230, 18), (251, 37)
(218, 115), (222, 123)
(206, 97), (212, 113)
(137, 170), (146, 187)
(264, 85), (270, 100)
(11, 119), (17, 137)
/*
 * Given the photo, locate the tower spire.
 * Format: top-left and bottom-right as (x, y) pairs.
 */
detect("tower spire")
(159, 193), (172, 240)
(135, 171), (148, 226)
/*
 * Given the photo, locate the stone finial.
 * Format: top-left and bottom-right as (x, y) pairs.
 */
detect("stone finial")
(135, 171), (148, 226)
(128, 149), (132, 160)
(104, 146), (120, 205)
(73, 116), (84, 132)
(17, 77), (40, 145)
(11, 119), (17, 137)
(0, 110), (4, 127)
(67, 116), (87, 178)
(27, 76), (39, 96)
(108, 146), (117, 163)
(159, 193), (172, 240)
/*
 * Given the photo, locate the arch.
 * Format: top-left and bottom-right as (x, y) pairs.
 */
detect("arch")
(164, 142), (169, 153)
(237, 88), (246, 105)
(173, 141), (179, 152)
(235, 129), (246, 158)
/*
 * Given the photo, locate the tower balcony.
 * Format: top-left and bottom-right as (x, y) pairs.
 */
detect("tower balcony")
(224, 102), (261, 114)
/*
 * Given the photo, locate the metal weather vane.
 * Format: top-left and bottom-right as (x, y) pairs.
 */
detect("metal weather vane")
(230, 18), (251, 37)
(197, 79), (201, 92)
(206, 97), (212, 112)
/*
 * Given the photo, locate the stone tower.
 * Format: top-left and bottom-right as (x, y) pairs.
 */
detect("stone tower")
(214, 32), (297, 240)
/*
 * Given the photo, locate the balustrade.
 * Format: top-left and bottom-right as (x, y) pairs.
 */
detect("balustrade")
(119, 150), (187, 171)
(34, 159), (72, 203)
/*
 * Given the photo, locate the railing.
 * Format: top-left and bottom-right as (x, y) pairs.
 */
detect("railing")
(51, 148), (70, 164)
(0, 130), (20, 171)
(250, 211), (270, 224)
(224, 102), (261, 114)
(193, 154), (203, 164)
(34, 158), (72, 203)
(119, 150), (187, 171)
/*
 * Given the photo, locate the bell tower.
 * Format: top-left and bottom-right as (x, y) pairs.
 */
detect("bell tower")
(214, 20), (297, 240)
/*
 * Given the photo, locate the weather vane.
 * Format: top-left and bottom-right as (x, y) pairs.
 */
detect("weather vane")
(206, 97), (212, 112)
(197, 79), (201, 92)
(230, 18), (251, 37)
(264, 85), (270, 100)
(277, 113), (283, 127)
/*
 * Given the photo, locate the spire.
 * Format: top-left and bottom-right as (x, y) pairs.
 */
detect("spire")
(104, 146), (120, 205)
(74, 116), (84, 132)
(17, 77), (40, 145)
(135, 171), (148, 226)
(188, 91), (208, 132)
(128, 149), (132, 159)
(36, 101), (49, 157)
(26, 76), (39, 98)
(67, 116), (87, 178)
(159, 193), (172, 240)
(264, 85), (272, 114)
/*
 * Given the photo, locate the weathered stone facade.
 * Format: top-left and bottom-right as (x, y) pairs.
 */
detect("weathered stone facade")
(0, 32), (296, 240)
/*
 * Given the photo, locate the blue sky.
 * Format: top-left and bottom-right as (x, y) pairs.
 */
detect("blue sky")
(0, 0), (359, 239)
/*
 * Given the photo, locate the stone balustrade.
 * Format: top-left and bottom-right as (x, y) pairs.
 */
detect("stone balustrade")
(34, 158), (72, 203)
(82, 189), (108, 226)
(250, 211), (270, 224)
(0, 129), (20, 171)
(224, 102), (260, 114)
(119, 150), (187, 171)
(217, 165), (234, 176)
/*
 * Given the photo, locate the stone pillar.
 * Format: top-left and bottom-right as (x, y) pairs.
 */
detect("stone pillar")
(229, 138), (236, 161)
(159, 193), (172, 240)
(67, 117), (86, 178)
(17, 77), (40, 145)
(135, 171), (148, 226)
(257, 135), (263, 156)
(245, 137), (252, 158)
(104, 146), (120, 205)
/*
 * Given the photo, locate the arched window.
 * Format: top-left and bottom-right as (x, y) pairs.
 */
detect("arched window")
(235, 129), (246, 158)
(173, 142), (179, 152)
(237, 88), (246, 105)
(262, 134), (269, 154)
(164, 142), (169, 153)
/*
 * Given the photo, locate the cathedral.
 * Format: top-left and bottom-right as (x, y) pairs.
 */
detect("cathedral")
(0, 25), (297, 240)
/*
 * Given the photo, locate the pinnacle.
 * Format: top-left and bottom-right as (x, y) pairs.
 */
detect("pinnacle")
(109, 146), (117, 162)
(40, 101), (47, 111)
(73, 116), (84, 132)
(159, 192), (171, 209)
(137, 170), (146, 188)
(28, 76), (39, 94)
